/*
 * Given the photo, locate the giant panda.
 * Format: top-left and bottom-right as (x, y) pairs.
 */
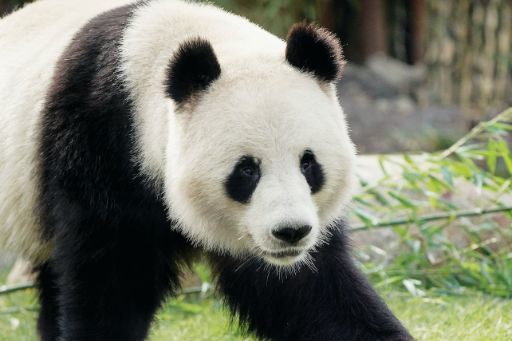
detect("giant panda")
(0, 0), (413, 340)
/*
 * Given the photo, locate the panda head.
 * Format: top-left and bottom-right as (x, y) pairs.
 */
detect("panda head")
(163, 23), (355, 268)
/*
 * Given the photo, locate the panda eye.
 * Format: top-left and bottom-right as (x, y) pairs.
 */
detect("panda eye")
(301, 159), (312, 172)
(240, 165), (256, 177)
(300, 151), (315, 173)
(236, 157), (260, 178)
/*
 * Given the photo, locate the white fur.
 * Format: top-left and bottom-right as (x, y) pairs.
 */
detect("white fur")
(0, 0), (356, 267)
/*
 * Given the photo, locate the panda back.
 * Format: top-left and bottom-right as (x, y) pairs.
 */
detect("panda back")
(0, 0), (134, 261)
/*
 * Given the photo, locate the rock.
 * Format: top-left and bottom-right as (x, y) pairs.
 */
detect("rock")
(366, 54), (426, 95)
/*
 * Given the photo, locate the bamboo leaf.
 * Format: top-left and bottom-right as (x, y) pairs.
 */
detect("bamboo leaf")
(497, 139), (512, 175)
(378, 155), (389, 177)
(353, 196), (374, 207)
(388, 191), (417, 209)
(368, 189), (390, 206)
(441, 166), (454, 187)
(486, 139), (498, 173)
(490, 122), (512, 131)
(428, 174), (454, 191)
(354, 208), (378, 226)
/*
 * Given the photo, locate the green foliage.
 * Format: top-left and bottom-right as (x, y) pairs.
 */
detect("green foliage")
(0, 274), (37, 341)
(352, 108), (512, 297)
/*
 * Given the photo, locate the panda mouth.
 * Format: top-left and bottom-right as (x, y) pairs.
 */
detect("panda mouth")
(262, 249), (303, 259)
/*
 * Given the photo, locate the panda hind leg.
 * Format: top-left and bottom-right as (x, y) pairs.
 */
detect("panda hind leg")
(36, 262), (60, 341)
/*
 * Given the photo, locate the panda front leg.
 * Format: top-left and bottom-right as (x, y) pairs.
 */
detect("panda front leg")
(36, 263), (60, 341)
(211, 224), (413, 341)
(46, 213), (192, 341)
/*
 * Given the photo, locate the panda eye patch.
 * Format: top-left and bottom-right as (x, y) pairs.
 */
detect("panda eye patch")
(225, 156), (261, 204)
(300, 150), (325, 194)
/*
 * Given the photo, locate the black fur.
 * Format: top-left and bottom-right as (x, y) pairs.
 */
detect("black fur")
(210, 222), (413, 341)
(165, 38), (221, 104)
(300, 150), (324, 193)
(225, 156), (261, 204)
(39, 4), (195, 340)
(36, 263), (59, 341)
(286, 23), (345, 82)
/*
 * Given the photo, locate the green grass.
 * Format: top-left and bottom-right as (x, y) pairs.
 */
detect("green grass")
(386, 290), (512, 341)
(1, 284), (511, 341)
(149, 296), (254, 341)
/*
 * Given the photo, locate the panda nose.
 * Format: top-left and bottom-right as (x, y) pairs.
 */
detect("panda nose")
(272, 225), (312, 244)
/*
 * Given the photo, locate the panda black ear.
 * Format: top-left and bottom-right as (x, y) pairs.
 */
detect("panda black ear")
(285, 23), (345, 82)
(165, 38), (221, 104)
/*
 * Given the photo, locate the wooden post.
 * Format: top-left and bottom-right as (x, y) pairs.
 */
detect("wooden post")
(409, 0), (426, 64)
(360, 0), (388, 58)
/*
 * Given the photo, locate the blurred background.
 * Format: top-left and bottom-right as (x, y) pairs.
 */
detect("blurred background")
(0, 1), (511, 340)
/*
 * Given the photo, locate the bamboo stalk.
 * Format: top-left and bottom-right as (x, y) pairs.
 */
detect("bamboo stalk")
(0, 283), (33, 296)
(0, 306), (38, 315)
(350, 206), (512, 232)
(0, 282), (213, 297)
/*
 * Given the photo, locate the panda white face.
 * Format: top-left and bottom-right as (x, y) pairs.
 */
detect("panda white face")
(154, 22), (355, 268)
(165, 63), (355, 267)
